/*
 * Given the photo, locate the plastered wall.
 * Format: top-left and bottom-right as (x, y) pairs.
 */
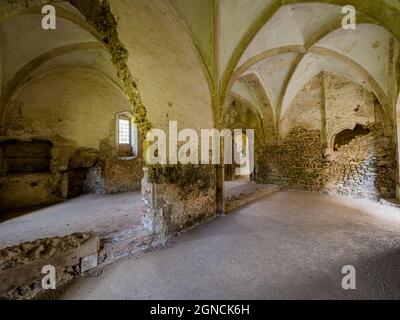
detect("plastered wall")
(0, 69), (144, 211)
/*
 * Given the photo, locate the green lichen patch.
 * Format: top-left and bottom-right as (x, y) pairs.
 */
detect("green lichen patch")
(148, 164), (215, 198)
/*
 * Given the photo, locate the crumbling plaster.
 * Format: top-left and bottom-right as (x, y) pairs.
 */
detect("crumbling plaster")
(4, 69), (127, 146)
(223, 96), (265, 143)
(1, 68), (144, 210)
(142, 166), (216, 239)
(324, 73), (376, 149)
(1, 0), (153, 136)
(281, 72), (379, 144)
(280, 74), (323, 138)
(255, 72), (396, 200)
(232, 22), (394, 126)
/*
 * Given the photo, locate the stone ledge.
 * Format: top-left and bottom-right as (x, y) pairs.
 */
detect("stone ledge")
(380, 198), (400, 208)
(0, 234), (99, 300)
(225, 186), (280, 213)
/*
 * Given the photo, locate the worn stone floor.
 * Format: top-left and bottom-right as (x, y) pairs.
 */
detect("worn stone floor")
(61, 191), (400, 300)
(0, 192), (144, 250)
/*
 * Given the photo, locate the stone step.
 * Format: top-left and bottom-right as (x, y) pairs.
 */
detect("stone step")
(380, 198), (400, 208)
(98, 227), (156, 267)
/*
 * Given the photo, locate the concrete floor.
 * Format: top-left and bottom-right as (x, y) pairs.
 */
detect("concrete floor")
(62, 191), (400, 300)
(0, 192), (143, 250)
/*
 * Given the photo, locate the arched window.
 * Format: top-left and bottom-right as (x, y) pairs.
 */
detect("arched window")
(116, 112), (138, 159)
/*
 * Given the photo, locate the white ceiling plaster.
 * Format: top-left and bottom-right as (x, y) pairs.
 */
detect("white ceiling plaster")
(27, 49), (119, 86)
(219, 0), (273, 77)
(1, 0), (397, 132)
(1, 14), (97, 85)
(109, 0), (213, 131)
(228, 3), (393, 127)
(315, 24), (391, 96)
(236, 5), (303, 70)
(236, 3), (342, 71)
(231, 79), (263, 115)
(244, 52), (299, 110)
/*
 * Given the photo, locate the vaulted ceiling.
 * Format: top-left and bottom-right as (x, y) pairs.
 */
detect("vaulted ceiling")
(172, 0), (400, 128)
(222, 2), (398, 130)
(1, 0), (399, 132)
(0, 2), (119, 129)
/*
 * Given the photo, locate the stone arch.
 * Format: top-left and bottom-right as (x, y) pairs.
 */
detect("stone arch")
(0, 42), (107, 127)
(3, 67), (131, 141)
(228, 92), (266, 142)
(1, 4), (103, 42)
(228, 45), (306, 94)
(227, 22), (394, 129)
(1, 0), (152, 134)
(106, 0), (214, 132)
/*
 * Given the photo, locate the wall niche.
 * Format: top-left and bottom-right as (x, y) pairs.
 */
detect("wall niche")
(333, 125), (370, 151)
(0, 140), (52, 175)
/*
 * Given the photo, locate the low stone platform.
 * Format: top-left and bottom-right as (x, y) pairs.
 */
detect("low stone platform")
(0, 192), (156, 299)
(224, 180), (280, 212)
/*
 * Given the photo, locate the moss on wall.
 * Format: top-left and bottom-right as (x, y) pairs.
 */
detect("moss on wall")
(148, 164), (215, 199)
(68, 0), (152, 135)
(142, 166), (216, 239)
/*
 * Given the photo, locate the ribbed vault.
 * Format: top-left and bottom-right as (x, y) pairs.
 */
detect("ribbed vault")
(220, 2), (399, 137)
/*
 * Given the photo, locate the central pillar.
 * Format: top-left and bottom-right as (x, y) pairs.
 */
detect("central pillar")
(216, 163), (225, 215)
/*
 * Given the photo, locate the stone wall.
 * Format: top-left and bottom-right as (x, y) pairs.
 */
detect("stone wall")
(142, 165), (216, 240)
(256, 126), (397, 200)
(280, 75), (323, 138)
(1, 0), (154, 211)
(256, 127), (326, 191)
(257, 72), (397, 200)
(324, 128), (396, 200)
(100, 139), (144, 194)
(324, 73), (376, 149)
(0, 233), (99, 300)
